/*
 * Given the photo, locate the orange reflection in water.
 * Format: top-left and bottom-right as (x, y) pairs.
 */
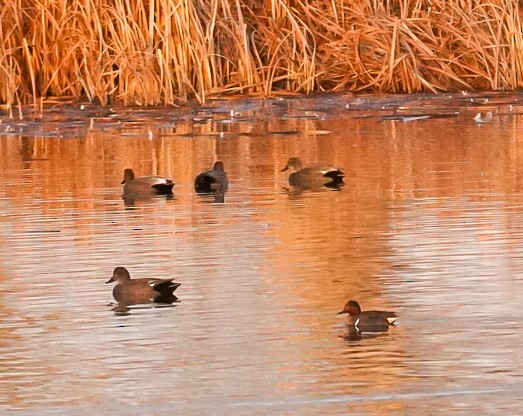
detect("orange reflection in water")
(1, 95), (523, 411)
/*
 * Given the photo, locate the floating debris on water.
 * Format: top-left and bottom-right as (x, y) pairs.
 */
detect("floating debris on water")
(473, 111), (493, 124)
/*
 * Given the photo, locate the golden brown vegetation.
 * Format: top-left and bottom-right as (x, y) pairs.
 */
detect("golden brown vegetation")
(1, 0), (522, 108)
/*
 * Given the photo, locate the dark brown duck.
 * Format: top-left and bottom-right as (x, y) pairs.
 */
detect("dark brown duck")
(194, 161), (229, 193)
(106, 266), (181, 304)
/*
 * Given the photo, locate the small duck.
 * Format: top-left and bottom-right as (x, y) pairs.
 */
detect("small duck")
(338, 300), (397, 331)
(106, 267), (181, 304)
(121, 168), (175, 197)
(281, 157), (344, 190)
(194, 161), (229, 194)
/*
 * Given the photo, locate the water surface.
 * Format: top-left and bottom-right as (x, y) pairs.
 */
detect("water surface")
(1, 93), (523, 414)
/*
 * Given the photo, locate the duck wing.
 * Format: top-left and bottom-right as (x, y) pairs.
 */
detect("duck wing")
(148, 279), (181, 303)
(318, 165), (345, 177)
(363, 310), (397, 317)
(290, 167), (344, 189)
(151, 279), (181, 292)
(150, 182), (175, 194)
(318, 166), (345, 189)
(124, 176), (174, 196)
(361, 310), (398, 325)
(147, 176), (175, 194)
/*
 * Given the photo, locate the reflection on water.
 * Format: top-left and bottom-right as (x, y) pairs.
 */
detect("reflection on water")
(123, 192), (175, 207)
(2, 93), (523, 413)
(110, 302), (180, 317)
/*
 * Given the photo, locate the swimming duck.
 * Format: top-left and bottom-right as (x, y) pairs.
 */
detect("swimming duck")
(194, 161), (229, 193)
(281, 157), (344, 190)
(121, 168), (175, 198)
(106, 267), (181, 304)
(338, 300), (397, 331)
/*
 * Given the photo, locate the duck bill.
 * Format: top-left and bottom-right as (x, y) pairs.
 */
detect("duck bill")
(280, 166), (289, 172)
(121, 179), (126, 184)
(337, 310), (347, 315)
(106, 277), (115, 284)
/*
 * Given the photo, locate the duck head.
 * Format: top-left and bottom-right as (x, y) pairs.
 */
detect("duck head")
(121, 169), (135, 184)
(107, 266), (132, 284)
(213, 161), (225, 171)
(337, 300), (361, 316)
(281, 157), (303, 173)
(337, 300), (362, 327)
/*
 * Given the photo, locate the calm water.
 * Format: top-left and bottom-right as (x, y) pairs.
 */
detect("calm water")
(2, 93), (523, 414)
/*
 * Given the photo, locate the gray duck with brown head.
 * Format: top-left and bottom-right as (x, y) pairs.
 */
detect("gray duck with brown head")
(281, 157), (344, 190)
(121, 168), (175, 199)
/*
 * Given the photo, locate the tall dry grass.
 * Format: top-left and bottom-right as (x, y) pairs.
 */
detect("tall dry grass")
(1, 0), (522, 110)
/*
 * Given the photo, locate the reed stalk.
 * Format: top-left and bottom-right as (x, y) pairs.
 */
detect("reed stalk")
(1, 0), (522, 109)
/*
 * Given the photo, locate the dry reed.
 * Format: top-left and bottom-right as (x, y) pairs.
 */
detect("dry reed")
(1, 0), (522, 110)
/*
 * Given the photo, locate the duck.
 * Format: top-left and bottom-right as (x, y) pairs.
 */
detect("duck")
(106, 266), (181, 304)
(337, 300), (397, 331)
(194, 161), (229, 193)
(281, 157), (344, 190)
(121, 168), (175, 198)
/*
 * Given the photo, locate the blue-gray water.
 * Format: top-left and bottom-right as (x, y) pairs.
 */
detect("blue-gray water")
(1, 94), (523, 414)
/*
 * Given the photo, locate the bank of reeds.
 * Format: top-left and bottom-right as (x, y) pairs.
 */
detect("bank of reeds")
(1, 0), (522, 109)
